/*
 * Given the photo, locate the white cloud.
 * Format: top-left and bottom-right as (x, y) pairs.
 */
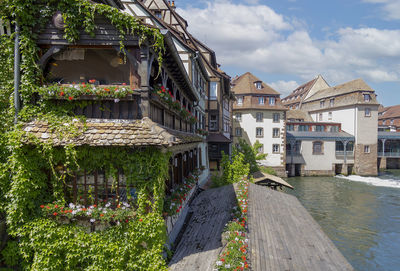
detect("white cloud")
(363, 0), (400, 20)
(178, 0), (400, 87)
(269, 80), (299, 96)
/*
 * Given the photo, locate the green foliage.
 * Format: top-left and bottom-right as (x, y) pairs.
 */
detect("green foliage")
(0, 1), (168, 269)
(212, 151), (250, 187)
(234, 139), (267, 173)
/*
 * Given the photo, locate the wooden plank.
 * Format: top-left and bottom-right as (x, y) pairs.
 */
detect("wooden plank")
(248, 184), (353, 271)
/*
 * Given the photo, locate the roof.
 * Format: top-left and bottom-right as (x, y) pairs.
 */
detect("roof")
(207, 133), (231, 143)
(304, 78), (374, 103)
(23, 117), (203, 147)
(232, 72), (279, 95)
(378, 131), (400, 140)
(252, 171), (294, 189)
(286, 110), (313, 122)
(379, 104), (400, 119)
(287, 131), (354, 141)
(282, 77), (318, 105)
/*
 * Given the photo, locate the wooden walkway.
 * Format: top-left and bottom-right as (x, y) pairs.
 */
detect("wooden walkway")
(248, 183), (354, 271)
(169, 185), (237, 271)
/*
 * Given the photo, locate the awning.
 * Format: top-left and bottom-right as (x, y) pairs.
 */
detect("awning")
(253, 171), (294, 190)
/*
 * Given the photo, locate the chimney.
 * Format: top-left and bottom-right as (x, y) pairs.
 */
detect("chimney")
(171, 1), (176, 10)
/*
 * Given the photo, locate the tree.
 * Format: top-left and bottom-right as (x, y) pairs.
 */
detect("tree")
(233, 139), (267, 173)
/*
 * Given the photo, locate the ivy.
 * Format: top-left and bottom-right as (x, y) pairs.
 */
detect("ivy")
(0, 0), (169, 269)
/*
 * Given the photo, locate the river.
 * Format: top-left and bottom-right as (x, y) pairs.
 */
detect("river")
(284, 170), (400, 271)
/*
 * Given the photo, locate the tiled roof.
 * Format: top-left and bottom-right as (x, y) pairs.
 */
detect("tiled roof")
(23, 117), (202, 147)
(286, 110), (313, 122)
(207, 133), (231, 143)
(282, 78), (317, 105)
(232, 72), (279, 95)
(304, 79), (374, 102)
(379, 105), (400, 119)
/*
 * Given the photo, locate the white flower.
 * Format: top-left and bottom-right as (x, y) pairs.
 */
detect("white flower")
(216, 261), (223, 266)
(105, 202), (111, 208)
(72, 210), (77, 215)
(245, 239), (249, 243)
(114, 98), (120, 103)
(90, 218), (95, 223)
(69, 203), (75, 208)
(225, 264), (230, 268)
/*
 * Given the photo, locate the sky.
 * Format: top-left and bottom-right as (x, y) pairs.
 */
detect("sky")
(175, 0), (400, 106)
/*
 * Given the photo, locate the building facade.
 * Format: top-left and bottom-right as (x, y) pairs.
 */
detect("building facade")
(232, 72), (287, 176)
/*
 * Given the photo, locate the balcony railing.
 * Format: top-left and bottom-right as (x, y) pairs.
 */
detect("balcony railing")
(335, 151), (354, 157)
(378, 152), (400, 157)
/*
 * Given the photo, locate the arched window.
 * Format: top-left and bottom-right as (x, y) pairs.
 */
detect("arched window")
(313, 141), (323, 155)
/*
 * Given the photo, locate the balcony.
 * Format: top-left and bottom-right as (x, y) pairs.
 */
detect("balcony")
(335, 151), (354, 157)
(378, 152), (400, 158)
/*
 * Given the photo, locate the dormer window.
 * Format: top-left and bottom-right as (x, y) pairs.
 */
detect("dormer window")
(255, 81), (262, 89)
(258, 97), (265, 105)
(269, 97), (276, 105)
(364, 94), (371, 102)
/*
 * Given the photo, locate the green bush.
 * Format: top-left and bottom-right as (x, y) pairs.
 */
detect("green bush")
(212, 151), (250, 188)
(260, 166), (277, 176)
(234, 139), (267, 173)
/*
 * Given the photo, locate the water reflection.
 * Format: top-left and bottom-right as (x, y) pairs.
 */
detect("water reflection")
(284, 171), (400, 271)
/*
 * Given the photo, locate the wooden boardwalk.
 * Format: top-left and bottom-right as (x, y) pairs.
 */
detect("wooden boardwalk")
(248, 183), (354, 271)
(169, 185), (237, 271)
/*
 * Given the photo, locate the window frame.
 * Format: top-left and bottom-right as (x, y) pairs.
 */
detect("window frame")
(237, 96), (243, 105)
(273, 128), (280, 138)
(256, 112), (263, 122)
(258, 97), (265, 105)
(312, 141), (323, 155)
(269, 97), (276, 106)
(210, 82), (218, 100)
(363, 94), (371, 102)
(320, 100), (325, 108)
(235, 113), (242, 122)
(273, 113), (280, 123)
(256, 127), (264, 138)
(364, 145), (370, 153)
(365, 108), (371, 117)
(272, 144), (280, 153)
(235, 127), (242, 137)
(209, 114), (218, 131)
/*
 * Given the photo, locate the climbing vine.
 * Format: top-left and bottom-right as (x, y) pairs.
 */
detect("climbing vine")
(0, 0), (169, 269)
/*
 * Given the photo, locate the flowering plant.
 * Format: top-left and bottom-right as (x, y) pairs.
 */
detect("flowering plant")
(40, 201), (136, 224)
(215, 179), (250, 271)
(38, 82), (134, 100)
(163, 170), (200, 216)
(196, 128), (209, 136)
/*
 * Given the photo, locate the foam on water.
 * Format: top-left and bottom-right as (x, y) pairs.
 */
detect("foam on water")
(335, 174), (400, 189)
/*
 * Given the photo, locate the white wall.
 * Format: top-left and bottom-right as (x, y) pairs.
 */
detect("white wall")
(292, 140), (354, 170)
(236, 110), (285, 167)
(311, 107), (356, 135)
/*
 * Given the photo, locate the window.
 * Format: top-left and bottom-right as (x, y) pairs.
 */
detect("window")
(237, 96), (243, 105)
(299, 125), (308, 131)
(365, 108), (371, 117)
(210, 114), (218, 131)
(273, 128), (280, 138)
(255, 81), (262, 89)
(155, 11), (162, 18)
(364, 145), (370, 153)
(258, 97), (265, 105)
(272, 144), (280, 153)
(330, 98), (335, 107)
(328, 112), (332, 120)
(313, 141), (323, 155)
(235, 127), (242, 137)
(319, 113), (323, 121)
(287, 124), (294, 131)
(269, 97), (276, 105)
(256, 112), (263, 122)
(257, 144), (264, 154)
(364, 94), (371, 102)
(390, 119), (394, 125)
(273, 113), (280, 123)
(320, 101), (325, 108)
(235, 113), (242, 122)
(315, 125), (324, 132)
(210, 82), (218, 100)
(330, 126), (339, 132)
(256, 127), (263, 137)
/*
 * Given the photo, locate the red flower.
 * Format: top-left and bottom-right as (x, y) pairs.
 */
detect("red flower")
(60, 91), (65, 96)
(139, 218), (143, 222)
(68, 96), (73, 100)
(53, 212), (58, 216)
(54, 205), (58, 208)
(46, 206), (50, 209)
(122, 83), (126, 86)
(221, 258), (225, 262)
(93, 204), (97, 208)
(89, 79), (96, 84)
(100, 214), (104, 217)
(125, 219), (129, 223)
(40, 205), (44, 208)
(104, 88), (110, 92)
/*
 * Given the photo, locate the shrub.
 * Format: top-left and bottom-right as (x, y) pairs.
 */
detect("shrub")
(234, 139), (267, 173)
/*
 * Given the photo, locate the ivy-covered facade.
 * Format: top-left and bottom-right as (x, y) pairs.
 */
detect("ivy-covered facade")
(0, 0), (214, 270)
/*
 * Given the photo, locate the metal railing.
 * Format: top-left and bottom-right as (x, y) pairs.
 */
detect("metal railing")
(335, 151), (354, 157)
(378, 152), (400, 157)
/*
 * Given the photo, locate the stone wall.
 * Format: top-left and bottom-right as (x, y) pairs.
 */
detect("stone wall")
(354, 143), (378, 176)
(387, 158), (400, 169)
(301, 170), (335, 177)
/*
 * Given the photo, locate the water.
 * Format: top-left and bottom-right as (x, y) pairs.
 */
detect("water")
(285, 170), (400, 271)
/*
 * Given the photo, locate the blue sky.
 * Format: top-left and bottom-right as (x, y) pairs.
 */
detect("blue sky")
(175, 0), (400, 106)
